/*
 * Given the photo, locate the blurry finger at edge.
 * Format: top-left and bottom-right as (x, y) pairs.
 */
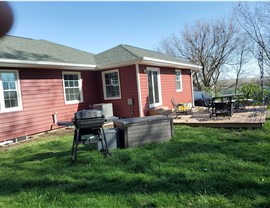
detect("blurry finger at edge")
(0, 1), (14, 38)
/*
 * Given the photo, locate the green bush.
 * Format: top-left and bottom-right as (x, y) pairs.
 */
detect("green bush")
(240, 83), (269, 104)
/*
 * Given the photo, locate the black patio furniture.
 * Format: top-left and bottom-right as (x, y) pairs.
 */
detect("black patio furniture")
(202, 93), (213, 111)
(232, 94), (255, 110)
(210, 94), (236, 118)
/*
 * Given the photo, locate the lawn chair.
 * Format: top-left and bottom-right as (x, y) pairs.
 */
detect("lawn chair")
(171, 98), (192, 119)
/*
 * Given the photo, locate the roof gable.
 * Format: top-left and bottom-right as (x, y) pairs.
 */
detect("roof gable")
(94, 44), (140, 66)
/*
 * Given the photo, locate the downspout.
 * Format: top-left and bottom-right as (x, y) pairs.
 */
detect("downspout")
(51, 112), (58, 130)
(52, 112), (58, 124)
(190, 69), (195, 107)
(136, 63), (143, 117)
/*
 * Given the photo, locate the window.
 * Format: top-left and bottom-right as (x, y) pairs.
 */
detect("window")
(62, 72), (83, 104)
(175, 69), (182, 92)
(102, 69), (121, 100)
(0, 70), (22, 112)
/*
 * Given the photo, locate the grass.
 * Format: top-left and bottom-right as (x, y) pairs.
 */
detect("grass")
(0, 121), (270, 208)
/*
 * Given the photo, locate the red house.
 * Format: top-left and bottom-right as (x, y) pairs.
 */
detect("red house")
(0, 36), (201, 142)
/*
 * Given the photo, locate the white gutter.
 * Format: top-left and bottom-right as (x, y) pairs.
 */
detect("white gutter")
(135, 63), (143, 117)
(0, 58), (96, 70)
(96, 57), (201, 71)
(142, 57), (202, 70)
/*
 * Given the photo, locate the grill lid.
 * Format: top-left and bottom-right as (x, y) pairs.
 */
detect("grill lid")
(74, 109), (104, 120)
(75, 117), (105, 129)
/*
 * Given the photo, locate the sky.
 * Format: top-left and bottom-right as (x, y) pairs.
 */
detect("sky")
(8, 1), (235, 54)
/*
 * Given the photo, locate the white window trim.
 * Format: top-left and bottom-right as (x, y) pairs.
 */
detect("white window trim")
(175, 69), (183, 92)
(0, 70), (23, 113)
(147, 67), (162, 108)
(62, 71), (84, 105)
(102, 69), (121, 100)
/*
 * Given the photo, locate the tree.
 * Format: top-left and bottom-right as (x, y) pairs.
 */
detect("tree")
(229, 34), (252, 94)
(234, 2), (270, 72)
(157, 17), (239, 90)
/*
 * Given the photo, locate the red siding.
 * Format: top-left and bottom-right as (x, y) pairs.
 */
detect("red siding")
(161, 68), (192, 108)
(0, 64), (193, 141)
(0, 68), (99, 142)
(97, 65), (140, 118)
(138, 65), (150, 116)
(139, 65), (192, 116)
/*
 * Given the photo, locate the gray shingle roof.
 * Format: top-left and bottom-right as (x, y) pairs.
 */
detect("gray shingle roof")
(0, 36), (200, 69)
(0, 36), (96, 65)
(95, 44), (194, 66)
(94, 44), (139, 66)
(122, 44), (193, 65)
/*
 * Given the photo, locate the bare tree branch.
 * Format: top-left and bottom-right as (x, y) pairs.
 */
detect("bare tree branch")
(234, 2), (270, 71)
(157, 17), (239, 90)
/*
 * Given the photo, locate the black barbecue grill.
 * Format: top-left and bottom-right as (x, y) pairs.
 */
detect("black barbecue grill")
(71, 109), (109, 162)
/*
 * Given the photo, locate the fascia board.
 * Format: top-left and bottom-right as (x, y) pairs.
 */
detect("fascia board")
(0, 58), (97, 70)
(142, 57), (202, 71)
(0, 56), (202, 72)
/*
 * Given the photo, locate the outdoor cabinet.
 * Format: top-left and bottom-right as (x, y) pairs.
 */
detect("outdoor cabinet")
(114, 115), (173, 148)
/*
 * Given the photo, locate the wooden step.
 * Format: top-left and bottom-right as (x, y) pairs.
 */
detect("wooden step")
(149, 107), (172, 116)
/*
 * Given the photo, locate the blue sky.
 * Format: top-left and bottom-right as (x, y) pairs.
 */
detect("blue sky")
(8, 1), (235, 54)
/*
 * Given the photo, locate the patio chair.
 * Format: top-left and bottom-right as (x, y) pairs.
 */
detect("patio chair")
(171, 98), (192, 119)
(202, 94), (213, 112)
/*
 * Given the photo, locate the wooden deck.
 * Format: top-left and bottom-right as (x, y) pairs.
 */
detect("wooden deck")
(170, 106), (267, 128)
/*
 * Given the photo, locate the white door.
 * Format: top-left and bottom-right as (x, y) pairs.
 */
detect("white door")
(147, 67), (162, 108)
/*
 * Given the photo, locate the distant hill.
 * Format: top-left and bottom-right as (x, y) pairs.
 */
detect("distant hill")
(217, 76), (270, 88)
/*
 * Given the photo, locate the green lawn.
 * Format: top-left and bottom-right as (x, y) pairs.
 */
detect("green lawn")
(0, 120), (270, 208)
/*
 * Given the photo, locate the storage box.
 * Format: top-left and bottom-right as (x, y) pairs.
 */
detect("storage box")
(79, 128), (119, 151)
(114, 115), (173, 148)
(98, 128), (119, 150)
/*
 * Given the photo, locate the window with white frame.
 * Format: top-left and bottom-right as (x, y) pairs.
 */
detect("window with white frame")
(62, 72), (83, 104)
(175, 69), (182, 92)
(0, 70), (22, 112)
(102, 69), (121, 99)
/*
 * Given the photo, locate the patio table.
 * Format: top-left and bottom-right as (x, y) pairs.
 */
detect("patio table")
(210, 94), (240, 117)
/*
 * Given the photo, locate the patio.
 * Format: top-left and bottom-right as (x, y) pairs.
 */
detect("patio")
(171, 106), (267, 128)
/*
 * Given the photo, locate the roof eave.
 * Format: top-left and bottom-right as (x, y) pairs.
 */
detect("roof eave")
(0, 56), (202, 71)
(96, 58), (142, 70)
(0, 59), (97, 70)
(96, 57), (202, 71)
(141, 57), (202, 71)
